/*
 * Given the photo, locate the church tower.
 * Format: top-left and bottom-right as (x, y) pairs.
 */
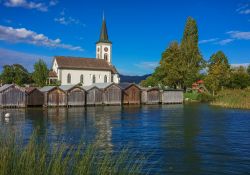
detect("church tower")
(96, 15), (112, 65)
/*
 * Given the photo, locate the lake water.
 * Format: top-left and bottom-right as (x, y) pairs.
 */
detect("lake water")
(0, 104), (249, 174)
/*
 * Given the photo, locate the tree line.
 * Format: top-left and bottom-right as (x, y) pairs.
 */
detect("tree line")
(141, 17), (250, 95)
(0, 59), (49, 87)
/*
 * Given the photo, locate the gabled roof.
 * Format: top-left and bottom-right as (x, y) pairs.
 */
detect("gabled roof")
(119, 83), (141, 90)
(25, 87), (40, 94)
(93, 83), (113, 89)
(0, 84), (13, 92)
(59, 84), (84, 92)
(0, 84), (26, 93)
(82, 85), (101, 91)
(39, 86), (56, 92)
(54, 56), (118, 74)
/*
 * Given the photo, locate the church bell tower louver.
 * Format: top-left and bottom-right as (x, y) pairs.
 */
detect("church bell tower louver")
(96, 15), (112, 65)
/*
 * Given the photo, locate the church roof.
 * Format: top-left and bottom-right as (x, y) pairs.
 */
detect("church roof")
(54, 56), (118, 74)
(97, 18), (111, 44)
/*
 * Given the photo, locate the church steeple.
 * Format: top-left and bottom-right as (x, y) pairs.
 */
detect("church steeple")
(96, 15), (112, 64)
(97, 15), (111, 44)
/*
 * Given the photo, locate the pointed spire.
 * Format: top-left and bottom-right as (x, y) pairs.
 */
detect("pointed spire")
(97, 14), (111, 44)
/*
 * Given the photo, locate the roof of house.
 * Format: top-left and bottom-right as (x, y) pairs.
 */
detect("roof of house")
(82, 83), (118, 91)
(59, 84), (84, 91)
(0, 84), (13, 92)
(49, 71), (57, 77)
(93, 83), (113, 89)
(119, 83), (140, 90)
(54, 56), (118, 74)
(0, 84), (26, 93)
(39, 86), (56, 92)
(82, 85), (100, 91)
(25, 87), (38, 94)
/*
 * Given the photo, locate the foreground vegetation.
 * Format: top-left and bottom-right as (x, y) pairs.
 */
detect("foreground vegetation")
(211, 89), (250, 109)
(0, 131), (147, 175)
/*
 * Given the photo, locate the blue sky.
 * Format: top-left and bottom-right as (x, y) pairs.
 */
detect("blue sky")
(0, 0), (249, 75)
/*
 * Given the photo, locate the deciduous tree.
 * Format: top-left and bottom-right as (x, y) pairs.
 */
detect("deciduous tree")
(204, 51), (230, 95)
(32, 59), (49, 87)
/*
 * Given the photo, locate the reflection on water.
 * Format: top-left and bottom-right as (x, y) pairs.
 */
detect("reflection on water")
(0, 104), (250, 175)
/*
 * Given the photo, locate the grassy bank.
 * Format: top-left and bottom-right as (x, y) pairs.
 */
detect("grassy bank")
(0, 131), (147, 175)
(184, 92), (213, 102)
(211, 89), (250, 109)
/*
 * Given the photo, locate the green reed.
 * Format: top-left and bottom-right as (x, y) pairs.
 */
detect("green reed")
(0, 130), (148, 175)
(211, 89), (250, 109)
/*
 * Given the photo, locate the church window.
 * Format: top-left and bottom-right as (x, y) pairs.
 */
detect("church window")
(92, 75), (96, 83)
(111, 75), (114, 82)
(80, 74), (84, 84)
(97, 54), (100, 58)
(104, 75), (107, 83)
(104, 53), (108, 61)
(67, 73), (71, 84)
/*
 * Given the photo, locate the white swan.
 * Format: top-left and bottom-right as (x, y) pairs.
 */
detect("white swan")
(4, 113), (10, 118)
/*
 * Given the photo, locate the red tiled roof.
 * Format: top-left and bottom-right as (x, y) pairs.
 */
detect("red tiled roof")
(54, 56), (118, 74)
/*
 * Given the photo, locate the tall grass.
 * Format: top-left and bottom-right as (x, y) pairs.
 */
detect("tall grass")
(211, 89), (250, 109)
(0, 130), (148, 175)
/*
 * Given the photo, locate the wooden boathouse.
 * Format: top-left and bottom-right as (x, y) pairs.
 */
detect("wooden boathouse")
(83, 85), (103, 105)
(0, 84), (26, 108)
(95, 83), (122, 105)
(40, 86), (67, 107)
(141, 87), (161, 104)
(59, 85), (85, 106)
(25, 87), (44, 106)
(119, 83), (141, 104)
(161, 89), (184, 104)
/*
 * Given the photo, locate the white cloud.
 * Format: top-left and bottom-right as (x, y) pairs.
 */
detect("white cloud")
(134, 61), (158, 70)
(236, 3), (250, 14)
(4, 0), (48, 11)
(199, 38), (219, 44)
(54, 10), (85, 27)
(216, 39), (234, 45)
(0, 48), (51, 71)
(49, 0), (58, 6)
(0, 25), (83, 51)
(227, 31), (250, 40)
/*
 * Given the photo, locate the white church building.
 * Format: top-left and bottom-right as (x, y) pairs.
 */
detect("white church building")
(48, 17), (120, 86)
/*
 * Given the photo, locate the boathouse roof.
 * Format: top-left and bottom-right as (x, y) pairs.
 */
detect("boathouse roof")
(0, 84), (13, 92)
(39, 86), (56, 92)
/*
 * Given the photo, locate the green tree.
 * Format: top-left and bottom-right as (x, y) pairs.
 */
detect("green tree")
(180, 17), (204, 89)
(140, 17), (204, 89)
(32, 59), (49, 87)
(204, 51), (230, 95)
(229, 66), (250, 89)
(1, 64), (30, 85)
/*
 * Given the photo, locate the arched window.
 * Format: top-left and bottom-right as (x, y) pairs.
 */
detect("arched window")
(104, 75), (107, 83)
(104, 53), (108, 61)
(111, 75), (114, 82)
(92, 75), (96, 83)
(67, 73), (71, 84)
(80, 74), (84, 84)
(97, 54), (99, 59)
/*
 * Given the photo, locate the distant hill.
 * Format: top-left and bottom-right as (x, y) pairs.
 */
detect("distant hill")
(119, 74), (151, 84)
